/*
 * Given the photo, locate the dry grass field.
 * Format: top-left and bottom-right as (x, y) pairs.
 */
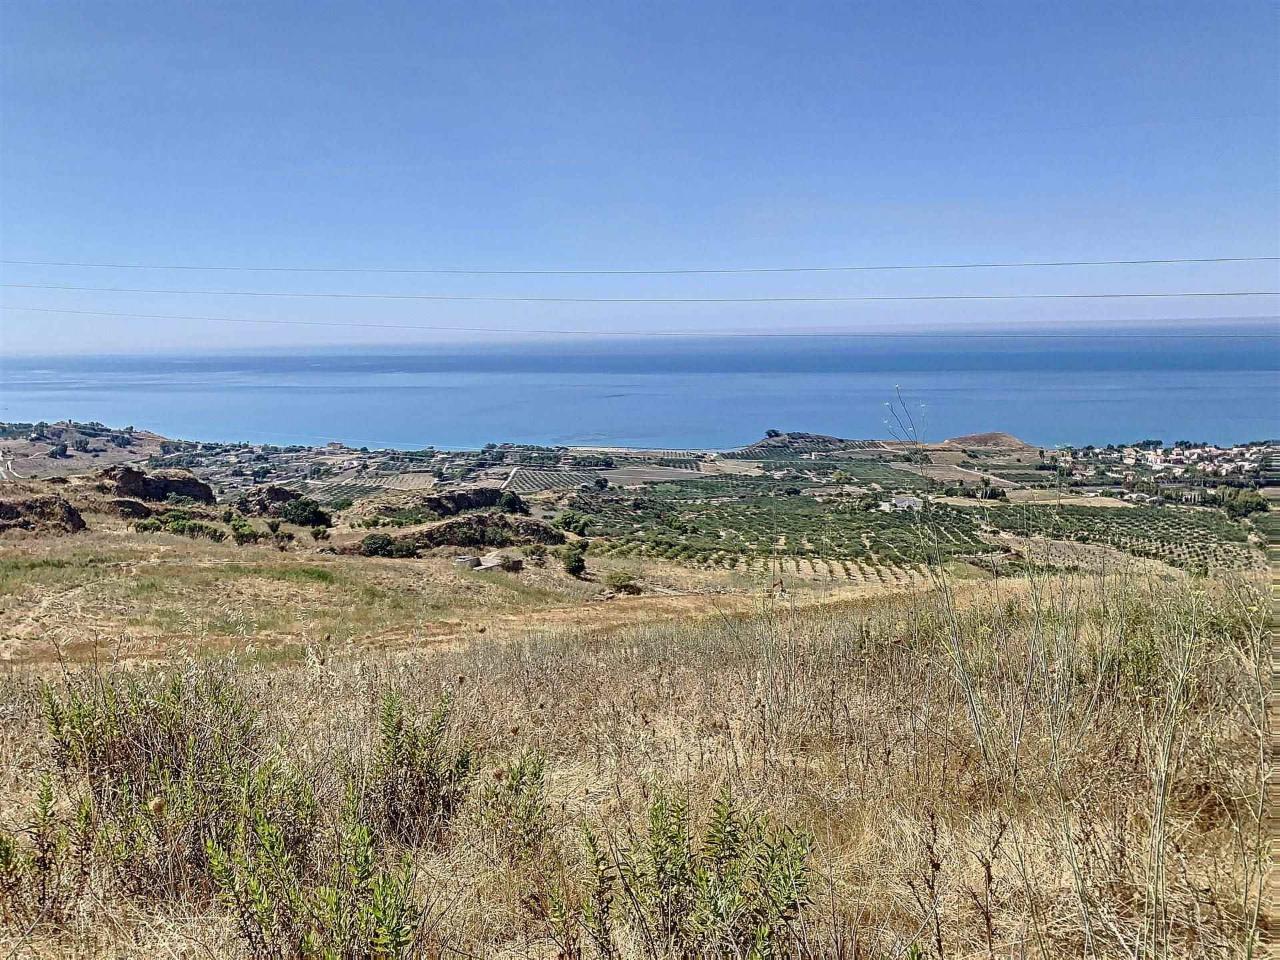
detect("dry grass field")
(1004, 489), (1134, 508)
(0, 556), (1268, 958)
(0, 519), (895, 665)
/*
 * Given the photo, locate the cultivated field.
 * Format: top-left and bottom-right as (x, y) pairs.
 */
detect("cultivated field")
(573, 494), (990, 571)
(981, 503), (1261, 570)
(505, 468), (599, 494)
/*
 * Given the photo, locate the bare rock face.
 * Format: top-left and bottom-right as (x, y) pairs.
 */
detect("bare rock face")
(236, 485), (301, 517)
(0, 494), (86, 535)
(98, 466), (215, 504)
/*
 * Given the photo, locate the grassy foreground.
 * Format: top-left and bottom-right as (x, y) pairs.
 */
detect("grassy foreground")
(0, 569), (1268, 958)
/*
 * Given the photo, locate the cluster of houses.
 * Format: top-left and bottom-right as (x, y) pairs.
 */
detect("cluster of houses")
(1053, 442), (1273, 485)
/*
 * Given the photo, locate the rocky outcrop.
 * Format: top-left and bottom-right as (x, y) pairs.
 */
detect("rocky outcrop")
(98, 466), (215, 504)
(351, 486), (523, 523)
(410, 513), (561, 548)
(236, 485), (301, 517)
(355, 513), (563, 557)
(107, 498), (153, 519)
(0, 494), (86, 535)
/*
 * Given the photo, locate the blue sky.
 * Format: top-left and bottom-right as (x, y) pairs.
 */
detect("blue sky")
(1, 0), (1277, 354)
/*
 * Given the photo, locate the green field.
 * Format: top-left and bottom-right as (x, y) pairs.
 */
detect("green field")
(566, 492), (989, 568)
(977, 503), (1259, 569)
(562, 491), (1263, 575)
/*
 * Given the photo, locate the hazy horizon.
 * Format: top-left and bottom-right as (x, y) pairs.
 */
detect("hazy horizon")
(3, 316), (1278, 360)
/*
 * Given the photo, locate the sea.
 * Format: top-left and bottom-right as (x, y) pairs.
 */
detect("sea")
(3, 326), (1277, 450)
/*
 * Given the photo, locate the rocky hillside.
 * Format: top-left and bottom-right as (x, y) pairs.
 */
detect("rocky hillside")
(346, 486), (526, 525)
(355, 513), (564, 557)
(0, 493), (86, 536)
(943, 431), (1035, 450)
(96, 465), (215, 504)
(731, 431), (882, 457)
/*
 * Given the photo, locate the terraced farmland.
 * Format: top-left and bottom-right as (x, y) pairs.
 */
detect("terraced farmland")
(299, 479), (390, 504)
(565, 489), (1263, 578)
(568, 493), (991, 572)
(376, 471), (437, 490)
(984, 468), (1056, 485)
(505, 467), (598, 493)
(978, 503), (1260, 570)
(640, 475), (800, 499)
(603, 464), (703, 485)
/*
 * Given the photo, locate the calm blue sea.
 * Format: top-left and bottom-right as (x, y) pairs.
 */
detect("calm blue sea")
(2, 329), (1277, 449)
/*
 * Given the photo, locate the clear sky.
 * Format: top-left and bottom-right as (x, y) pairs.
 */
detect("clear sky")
(1, 0), (1277, 354)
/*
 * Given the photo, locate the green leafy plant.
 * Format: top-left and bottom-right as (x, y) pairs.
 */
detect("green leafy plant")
(479, 751), (550, 863)
(361, 693), (473, 847)
(553, 788), (810, 958)
(39, 669), (315, 900)
(209, 794), (426, 959)
(558, 542), (588, 577)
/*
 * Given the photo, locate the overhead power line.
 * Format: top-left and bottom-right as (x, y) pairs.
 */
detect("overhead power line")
(5, 305), (1277, 339)
(3, 283), (1276, 304)
(1, 255), (1275, 276)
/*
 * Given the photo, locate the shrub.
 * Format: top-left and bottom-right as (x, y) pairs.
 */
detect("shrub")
(552, 789), (810, 955)
(479, 752), (549, 863)
(208, 797), (425, 960)
(361, 693), (472, 847)
(603, 570), (641, 595)
(497, 491), (529, 515)
(0, 772), (93, 928)
(135, 514), (227, 542)
(360, 534), (418, 559)
(558, 542), (588, 578)
(231, 517), (263, 545)
(281, 497), (332, 528)
(555, 511), (592, 536)
(38, 669), (311, 901)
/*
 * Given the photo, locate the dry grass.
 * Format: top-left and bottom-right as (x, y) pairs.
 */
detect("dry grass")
(0, 561), (1268, 958)
(0, 515), (916, 666)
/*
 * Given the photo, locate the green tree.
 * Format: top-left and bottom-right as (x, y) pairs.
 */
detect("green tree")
(558, 542), (587, 577)
(281, 497), (332, 528)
